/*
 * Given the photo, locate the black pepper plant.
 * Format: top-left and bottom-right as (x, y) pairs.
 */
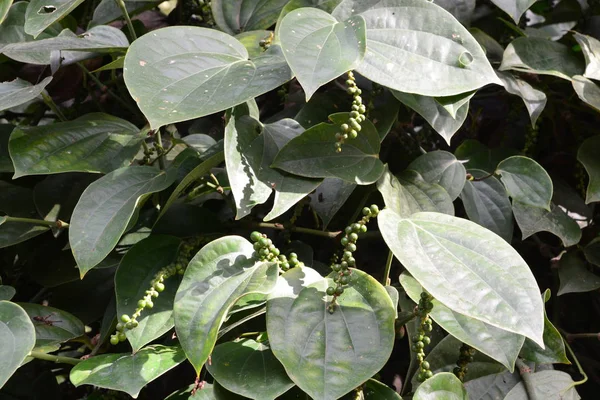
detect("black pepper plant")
(1, 0), (600, 399)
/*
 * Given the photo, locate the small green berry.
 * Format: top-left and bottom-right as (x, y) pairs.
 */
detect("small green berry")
(345, 243), (357, 252)
(281, 262), (290, 270)
(110, 335), (119, 345)
(289, 252), (298, 260)
(116, 322), (124, 332)
(350, 111), (360, 119)
(250, 231), (262, 242)
(349, 233), (358, 242)
(121, 314), (131, 323)
(343, 269), (351, 276)
(362, 207), (371, 216)
(118, 332), (127, 341)
(413, 334), (424, 342)
(259, 237), (269, 247)
(349, 130), (358, 139)
(335, 286), (344, 295)
(422, 336), (431, 345)
(137, 300), (146, 309)
(343, 251), (352, 260)
(416, 341), (424, 349)
(340, 276), (350, 285)
(341, 237), (349, 246)
(126, 321), (136, 329)
(254, 242), (262, 251)
(370, 204), (379, 215)
(155, 282), (165, 292)
(422, 361), (430, 370)
(341, 123), (350, 132)
(425, 371), (433, 379)
(351, 104), (360, 111)
(271, 248), (280, 257)
(326, 287), (335, 296)
(346, 257), (356, 266)
(340, 261), (348, 269)
(259, 248), (270, 257)
(332, 263), (342, 272)
(145, 300), (154, 309)
(360, 224), (367, 233)
(351, 223), (362, 232)
(345, 226), (353, 235)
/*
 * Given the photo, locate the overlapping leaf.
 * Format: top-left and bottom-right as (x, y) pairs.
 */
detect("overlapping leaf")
(379, 210), (545, 346)
(573, 32), (600, 81)
(0, 77), (52, 112)
(489, 0), (537, 23)
(212, 0), (289, 34)
(578, 135), (600, 203)
(24, 0), (85, 37)
(18, 303), (84, 347)
(413, 372), (468, 400)
(496, 156), (553, 209)
(407, 151), (466, 200)
(572, 75), (600, 113)
(504, 370), (580, 400)
(496, 71), (547, 127)
(0, 301), (36, 388)
(123, 27), (292, 129)
(512, 201), (581, 247)
(558, 252), (600, 295)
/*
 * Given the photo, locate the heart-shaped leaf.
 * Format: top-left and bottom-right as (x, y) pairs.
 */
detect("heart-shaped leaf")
(332, 0), (500, 97)
(280, 7), (366, 100)
(2, 26), (129, 65)
(391, 90), (471, 145)
(401, 272), (524, 371)
(272, 113), (384, 184)
(504, 370), (580, 400)
(520, 290), (569, 364)
(0, 77), (52, 112)
(558, 252), (600, 295)
(18, 303), (84, 347)
(512, 201), (581, 247)
(463, 369), (521, 399)
(363, 379), (402, 399)
(496, 155), (553, 210)
(0, 301), (36, 388)
(224, 108), (322, 220)
(499, 37), (585, 80)
(308, 178), (356, 229)
(9, 113), (144, 178)
(174, 236), (279, 375)
(116, 235), (181, 352)
(496, 71), (547, 127)
(379, 210), (545, 346)
(489, 0), (537, 23)
(413, 372), (468, 400)
(0, 286), (16, 301)
(455, 140), (519, 173)
(24, 0), (85, 38)
(377, 166), (454, 218)
(267, 268), (395, 400)
(207, 339), (294, 399)
(70, 166), (176, 276)
(407, 151), (466, 200)
(578, 135), (600, 203)
(123, 26), (292, 129)
(573, 32), (600, 81)
(70, 345), (186, 398)
(572, 75), (600, 113)
(212, 0), (289, 34)
(460, 169), (513, 242)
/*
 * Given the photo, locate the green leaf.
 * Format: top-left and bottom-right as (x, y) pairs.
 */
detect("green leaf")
(511, 201), (581, 247)
(0, 125), (14, 173)
(279, 8), (366, 100)
(499, 37), (585, 80)
(379, 210), (545, 346)
(17, 303), (84, 347)
(489, 0), (537, 23)
(272, 113), (384, 184)
(115, 235), (181, 352)
(0, 286), (16, 301)
(332, 0), (500, 97)
(578, 135), (600, 203)
(504, 370), (580, 400)
(363, 379), (402, 399)
(434, 0), (475, 25)
(69, 166), (175, 276)
(0, 301), (36, 388)
(400, 272), (524, 371)
(413, 372), (468, 400)
(455, 140), (519, 173)
(9, 113), (144, 178)
(460, 169), (513, 242)
(572, 75), (600, 113)
(2, 26), (129, 65)
(496, 71), (546, 127)
(0, 77), (52, 112)
(90, 0), (156, 27)
(0, 2), (59, 51)
(212, 0), (289, 34)
(224, 110), (321, 220)
(276, 0), (344, 37)
(70, 345), (186, 398)
(520, 290), (569, 364)
(174, 236), (279, 374)
(123, 26), (292, 129)
(410, 334), (505, 389)
(573, 32), (600, 81)
(24, 0), (85, 37)
(584, 238), (600, 267)
(207, 339), (294, 399)
(377, 166), (454, 218)
(267, 268), (395, 400)
(470, 27), (505, 63)
(308, 178), (356, 229)
(391, 91), (471, 145)
(407, 151), (466, 200)
(558, 252), (600, 295)
(496, 155), (553, 210)
(0, 0), (12, 24)
(464, 369), (521, 399)
(235, 30), (273, 58)
(0, 181), (49, 248)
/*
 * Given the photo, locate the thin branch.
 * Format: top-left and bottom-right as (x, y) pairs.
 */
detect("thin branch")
(77, 63), (139, 116)
(246, 222), (341, 239)
(114, 0), (137, 41)
(41, 92), (67, 121)
(382, 250), (393, 286)
(3, 216), (68, 228)
(29, 351), (82, 365)
(564, 332), (600, 341)
(516, 359), (538, 400)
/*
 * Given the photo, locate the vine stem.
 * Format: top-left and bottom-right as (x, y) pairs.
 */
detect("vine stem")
(561, 332), (589, 387)
(564, 332), (600, 340)
(41, 92), (67, 121)
(245, 222), (341, 239)
(76, 64), (139, 116)
(382, 250), (393, 285)
(515, 359), (538, 400)
(154, 130), (165, 170)
(28, 351), (82, 365)
(114, 0), (137, 40)
(2, 216), (68, 228)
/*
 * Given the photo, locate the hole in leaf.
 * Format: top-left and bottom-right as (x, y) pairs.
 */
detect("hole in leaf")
(38, 5), (57, 14)
(458, 51), (474, 68)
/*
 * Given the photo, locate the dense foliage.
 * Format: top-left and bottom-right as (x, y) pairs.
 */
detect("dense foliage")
(1, 0), (600, 399)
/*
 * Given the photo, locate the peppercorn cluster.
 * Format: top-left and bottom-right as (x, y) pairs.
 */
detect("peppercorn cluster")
(453, 343), (476, 381)
(326, 204), (379, 308)
(414, 291), (434, 382)
(250, 231), (303, 271)
(110, 237), (202, 346)
(335, 71), (367, 152)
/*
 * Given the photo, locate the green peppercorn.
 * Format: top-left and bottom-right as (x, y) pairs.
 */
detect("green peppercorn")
(118, 332), (127, 341)
(289, 252), (298, 260)
(155, 282), (165, 292)
(341, 237), (349, 246)
(326, 287), (335, 296)
(341, 123), (350, 132)
(340, 276), (350, 285)
(422, 336), (431, 345)
(422, 361), (430, 370)
(116, 322), (124, 331)
(110, 335), (119, 345)
(360, 224), (368, 233)
(340, 261), (348, 269)
(259, 238), (269, 247)
(332, 263), (342, 272)
(370, 204), (379, 215)
(335, 286), (344, 295)
(343, 269), (351, 276)
(349, 130), (358, 139)
(345, 243), (357, 252)
(281, 262), (290, 270)
(121, 314), (131, 323)
(138, 300), (146, 309)
(362, 207), (371, 216)
(145, 300), (154, 309)
(250, 231), (262, 242)
(349, 232), (358, 242)
(346, 257), (356, 266)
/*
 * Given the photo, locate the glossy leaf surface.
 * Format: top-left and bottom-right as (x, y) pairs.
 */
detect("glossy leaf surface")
(0, 301), (36, 388)
(496, 71), (546, 127)
(407, 151), (466, 200)
(9, 113), (143, 178)
(70, 166), (175, 276)
(212, 0), (288, 34)
(413, 372), (468, 400)
(496, 156), (553, 210)
(124, 27), (292, 129)
(115, 235), (181, 352)
(489, 0), (537, 23)
(174, 236), (278, 374)
(572, 75), (600, 113)
(504, 370), (580, 400)
(18, 303), (84, 347)
(573, 32), (600, 81)
(512, 201), (581, 247)
(379, 210), (545, 346)
(0, 77), (52, 112)
(0, 286), (16, 301)
(280, 8), (366, 99)
(70, 345), (186, 398)
(24, 0), (85, 37)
